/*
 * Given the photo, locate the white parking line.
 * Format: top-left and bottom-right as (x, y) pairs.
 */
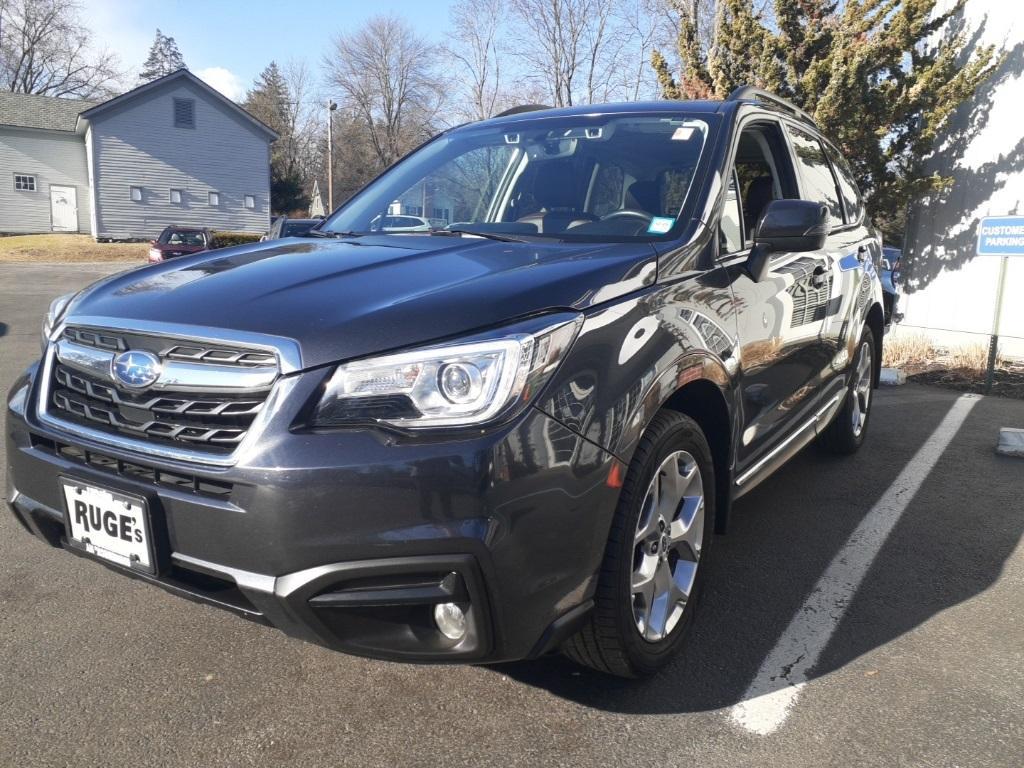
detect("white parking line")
(729, 394), (980, 736)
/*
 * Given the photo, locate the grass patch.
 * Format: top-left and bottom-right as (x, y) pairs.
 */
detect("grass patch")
(0, 234), (147, 263)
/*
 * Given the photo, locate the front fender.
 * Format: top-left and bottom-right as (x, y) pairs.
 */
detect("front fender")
(535, 280), (739, 468)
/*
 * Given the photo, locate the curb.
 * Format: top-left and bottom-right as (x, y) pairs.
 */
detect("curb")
(996, 428), (1024, 458)
(879, 367), (906, 386)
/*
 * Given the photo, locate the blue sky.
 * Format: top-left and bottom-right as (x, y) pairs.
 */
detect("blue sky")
(83, 0), (457, 99)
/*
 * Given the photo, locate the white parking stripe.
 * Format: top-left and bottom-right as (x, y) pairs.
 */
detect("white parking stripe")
(729, 394), (980, 735)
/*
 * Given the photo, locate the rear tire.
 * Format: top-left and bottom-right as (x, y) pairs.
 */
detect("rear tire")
(562, 411), (714, 677)
(819, 326), (875, 455)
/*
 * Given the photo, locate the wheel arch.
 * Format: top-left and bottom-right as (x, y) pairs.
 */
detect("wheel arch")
(613, 352), (736, 535)
(660, 378), (733, 534)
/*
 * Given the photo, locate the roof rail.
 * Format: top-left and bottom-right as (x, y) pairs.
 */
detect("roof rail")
(727, 86), (815, 125)
(493, 104), (553, 118)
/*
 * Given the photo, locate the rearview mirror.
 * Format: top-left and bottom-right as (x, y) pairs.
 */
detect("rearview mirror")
(746, 200), (829, 282)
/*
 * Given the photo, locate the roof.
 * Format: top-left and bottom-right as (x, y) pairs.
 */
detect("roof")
(0, 91), (99, 132)
(79, 69), (278, 140)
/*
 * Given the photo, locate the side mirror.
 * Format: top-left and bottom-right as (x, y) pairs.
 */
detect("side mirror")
(746, 200), (829, 282)
(149, 239), (156, 246)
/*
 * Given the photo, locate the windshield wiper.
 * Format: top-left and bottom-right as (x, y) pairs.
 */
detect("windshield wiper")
(431, 228), (527, 243)
(305, 229), (364, 238)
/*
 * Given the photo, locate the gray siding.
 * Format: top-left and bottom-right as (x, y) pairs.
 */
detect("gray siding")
(88, 80), (272, 240)
(0, 127), (90, 234)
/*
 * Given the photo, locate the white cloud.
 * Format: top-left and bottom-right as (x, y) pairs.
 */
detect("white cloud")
(196, 67), (244, 102)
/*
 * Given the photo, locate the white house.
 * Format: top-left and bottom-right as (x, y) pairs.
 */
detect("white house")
(0, 69), (277, 240)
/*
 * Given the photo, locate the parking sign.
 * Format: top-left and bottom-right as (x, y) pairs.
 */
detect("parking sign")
(977, 216), (1024, 256)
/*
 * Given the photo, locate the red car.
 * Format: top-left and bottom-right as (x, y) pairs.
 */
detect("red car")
(148, 226), (212, 263)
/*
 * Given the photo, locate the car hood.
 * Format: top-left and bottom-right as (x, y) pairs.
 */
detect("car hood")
(68, 235), (657, 369)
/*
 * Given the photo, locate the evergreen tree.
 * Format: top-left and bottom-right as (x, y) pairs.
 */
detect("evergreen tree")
(652, 0), (997, 242)
(138, 29), (187, 84)
(244, 62), (309, 214)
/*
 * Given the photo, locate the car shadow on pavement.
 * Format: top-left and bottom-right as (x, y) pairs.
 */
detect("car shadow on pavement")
(491, 390), (1024, 714)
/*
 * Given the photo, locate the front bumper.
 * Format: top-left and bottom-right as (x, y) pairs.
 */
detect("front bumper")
(6, 362), (617, 663)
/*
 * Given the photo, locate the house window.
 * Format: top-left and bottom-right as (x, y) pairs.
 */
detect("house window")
(244, 194), (255, 210)
(208, 191), (220, 206)
(14, 174), (36, 192)
(130, 186), (143, 202)
(174, 98), (195, 129)
(170, 188), (183, 204)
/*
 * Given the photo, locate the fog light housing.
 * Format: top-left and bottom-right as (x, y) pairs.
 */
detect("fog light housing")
(433, 602), (468, 641)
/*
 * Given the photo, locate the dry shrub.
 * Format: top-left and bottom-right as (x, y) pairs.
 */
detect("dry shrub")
(882, 333), (933, 367)
(883, 331), (1005, 374)
(948, 343), (1002, 373)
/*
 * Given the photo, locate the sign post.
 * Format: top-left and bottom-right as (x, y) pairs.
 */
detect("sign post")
(976, 216), (1024, 393)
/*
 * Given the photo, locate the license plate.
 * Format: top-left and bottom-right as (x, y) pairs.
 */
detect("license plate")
(60, 479), (154, 573)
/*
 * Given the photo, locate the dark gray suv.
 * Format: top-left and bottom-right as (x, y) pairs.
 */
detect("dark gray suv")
(6, 88), (884, 677)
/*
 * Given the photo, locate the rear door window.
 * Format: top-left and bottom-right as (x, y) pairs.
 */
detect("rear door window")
(824, 144), (865, 225)
(787, 125), (844, 226)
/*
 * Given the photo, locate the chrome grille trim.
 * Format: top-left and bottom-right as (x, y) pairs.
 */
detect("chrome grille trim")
(54, 337), (278, 393)
(46, 316), (303, 373)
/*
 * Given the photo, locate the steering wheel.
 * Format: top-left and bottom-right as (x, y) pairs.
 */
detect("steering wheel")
(601, 209), (654, 224)
(598, 209), (654, 234)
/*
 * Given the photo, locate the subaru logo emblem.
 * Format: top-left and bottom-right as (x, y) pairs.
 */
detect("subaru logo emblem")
(111, 350), (162, 389)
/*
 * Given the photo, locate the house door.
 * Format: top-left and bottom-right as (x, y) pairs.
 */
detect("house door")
(50, 186), (78, 232)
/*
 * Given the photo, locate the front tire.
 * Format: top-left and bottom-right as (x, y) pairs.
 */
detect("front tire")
(563, 411), (714, 677)
(819, 326), (875, 455)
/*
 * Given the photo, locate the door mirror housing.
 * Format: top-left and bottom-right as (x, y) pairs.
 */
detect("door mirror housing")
(746, 200), (829, 282)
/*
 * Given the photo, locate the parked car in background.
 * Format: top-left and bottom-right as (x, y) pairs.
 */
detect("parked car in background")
(147, 226), (211, 263)
(263, 217), (322, 241)
(881, 246), (902, 327)
(11, 89), (885, 679)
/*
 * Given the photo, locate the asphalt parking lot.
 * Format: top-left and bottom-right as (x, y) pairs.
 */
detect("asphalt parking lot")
(2, 263), (1022, 768)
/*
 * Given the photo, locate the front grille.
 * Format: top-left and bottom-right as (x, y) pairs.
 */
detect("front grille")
(47, 326), (278, 455)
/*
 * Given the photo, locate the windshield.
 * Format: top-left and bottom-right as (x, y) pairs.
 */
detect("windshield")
(159, 230), (206, 246)
(321, 113), (713, 241)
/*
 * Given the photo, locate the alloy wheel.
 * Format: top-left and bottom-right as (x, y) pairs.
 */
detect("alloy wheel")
(631, 450), (705, 643)
(851, 340), (873, 438)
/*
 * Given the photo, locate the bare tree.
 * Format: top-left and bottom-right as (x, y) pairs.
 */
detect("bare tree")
(323, 15), (443, 169)
(444, 0), (507, 121)
(508, 0), (659, 107)
(0, 0), (119, 98)
(282, 59), (319, 180)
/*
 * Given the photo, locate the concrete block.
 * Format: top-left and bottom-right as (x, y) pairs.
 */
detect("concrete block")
(879, 367), (906, 386)
(996, 428), (1024, 458)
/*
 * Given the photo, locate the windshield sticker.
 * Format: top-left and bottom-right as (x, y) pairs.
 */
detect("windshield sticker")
(671, 126), (696, 141)
(648, 217), (676, 234)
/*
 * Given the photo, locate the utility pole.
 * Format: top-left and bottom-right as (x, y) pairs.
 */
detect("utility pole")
(326, 100), (337, 212)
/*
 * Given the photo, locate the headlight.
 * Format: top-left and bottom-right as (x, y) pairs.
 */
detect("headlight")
(312, 314), (583, 429)
(148, 247), (163, 261)
(41, 292), (77, 349)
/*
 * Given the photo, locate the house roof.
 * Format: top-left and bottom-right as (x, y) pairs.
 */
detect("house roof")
(0, 70), (277, 141)
(79, 69), (278, 140)
(0, 91), (99, 132)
